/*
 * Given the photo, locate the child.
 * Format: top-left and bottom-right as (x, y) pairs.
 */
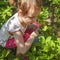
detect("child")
(0, 0), (42, 55)
(5, 21), (41, 48)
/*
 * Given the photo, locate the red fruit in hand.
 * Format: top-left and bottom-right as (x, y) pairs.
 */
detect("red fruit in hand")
(23, 28), (34, 42)
(23, 22), (41, 42)
(5, 22), (41, 49)
(33, 21), (41, 28)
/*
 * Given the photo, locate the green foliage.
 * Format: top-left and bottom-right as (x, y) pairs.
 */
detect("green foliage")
(0, 1), (13, 28)
(38, 7), (49, 20)
(0, 0), (60, 60)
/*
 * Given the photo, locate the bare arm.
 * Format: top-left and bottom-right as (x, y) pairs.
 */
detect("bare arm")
(13, 29), (39, 55)
(23, 29), (39, 54)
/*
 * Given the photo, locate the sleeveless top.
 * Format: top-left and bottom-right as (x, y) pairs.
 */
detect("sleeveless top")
(0, 13), (27, 47)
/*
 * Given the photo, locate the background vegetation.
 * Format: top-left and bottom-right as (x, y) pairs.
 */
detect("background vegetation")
(0, 0), (60, 60)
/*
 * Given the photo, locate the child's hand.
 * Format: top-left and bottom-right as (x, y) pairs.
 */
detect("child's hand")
(32, 21), (41, 31)
(30, 28), (39, 38)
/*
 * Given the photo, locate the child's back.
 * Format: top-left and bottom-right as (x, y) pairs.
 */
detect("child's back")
(0, 13), (26, 47)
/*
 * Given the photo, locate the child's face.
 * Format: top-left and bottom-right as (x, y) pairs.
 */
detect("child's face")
(27, 5), (40, 18)
(24, 5), (40, 24)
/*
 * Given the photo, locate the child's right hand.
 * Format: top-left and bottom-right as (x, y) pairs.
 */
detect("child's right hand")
(23, 21), (41, 42)
(30, 28), (39, 38)
(30, 21), (40, 38)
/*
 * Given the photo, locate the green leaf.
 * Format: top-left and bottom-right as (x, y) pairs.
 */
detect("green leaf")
(5, 50), (11, 57)
(46, 36), (52, 41)
(43, 46), (49, 52)
(42, 26), (48, 31)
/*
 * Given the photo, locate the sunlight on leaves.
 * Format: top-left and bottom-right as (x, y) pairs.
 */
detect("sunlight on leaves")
(42, 25), (48, 31)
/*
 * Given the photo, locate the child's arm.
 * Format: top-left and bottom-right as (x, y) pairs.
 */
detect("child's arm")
(13, 29), (39, 55)
(23, 28), (39, 53)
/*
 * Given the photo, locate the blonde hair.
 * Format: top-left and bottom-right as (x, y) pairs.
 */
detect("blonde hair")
(18, 0), (42, 16)
(8, 0), (42, 15)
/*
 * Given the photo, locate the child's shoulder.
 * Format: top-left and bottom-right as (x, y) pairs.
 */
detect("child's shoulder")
(8, 13), (18, 21)
(6, 12), (19, 25)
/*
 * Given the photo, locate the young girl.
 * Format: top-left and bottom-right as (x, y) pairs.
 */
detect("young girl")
(0, 0), (42, 55)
